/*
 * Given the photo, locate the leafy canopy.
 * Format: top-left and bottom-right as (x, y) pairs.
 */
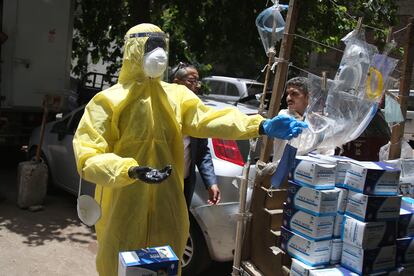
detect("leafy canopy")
(72, 0), (398, 79)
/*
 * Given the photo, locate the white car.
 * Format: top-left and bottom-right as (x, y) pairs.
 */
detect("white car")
(28, 97), (259, 275)
(202, 76), (267, 107)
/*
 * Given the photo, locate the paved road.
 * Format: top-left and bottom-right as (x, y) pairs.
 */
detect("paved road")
(0, 160), (231, 276)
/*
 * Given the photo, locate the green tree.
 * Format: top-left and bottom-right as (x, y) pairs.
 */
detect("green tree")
(72, 0), (399, 80)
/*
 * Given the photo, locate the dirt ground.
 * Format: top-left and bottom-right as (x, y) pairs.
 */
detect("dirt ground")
(0, 167), (98, 276)
(0, 160), (232, 276)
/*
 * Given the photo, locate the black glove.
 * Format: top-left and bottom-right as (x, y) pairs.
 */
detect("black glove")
(128, 165), (172, 184)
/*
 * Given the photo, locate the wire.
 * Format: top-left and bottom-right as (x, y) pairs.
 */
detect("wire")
(393, 26), (408, 36)
(289, 33), (344, 53)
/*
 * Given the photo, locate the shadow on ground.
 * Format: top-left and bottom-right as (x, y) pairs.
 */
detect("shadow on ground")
(0, 166), (96, 247)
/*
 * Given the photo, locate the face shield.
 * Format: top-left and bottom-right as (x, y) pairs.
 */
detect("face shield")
(128, 32), (168, 78)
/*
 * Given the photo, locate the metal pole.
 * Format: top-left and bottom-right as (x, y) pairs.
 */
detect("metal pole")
(231, 156), (252, 276)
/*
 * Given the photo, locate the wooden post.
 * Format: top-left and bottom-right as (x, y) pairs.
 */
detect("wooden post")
(389, 17), (414, 159)
(259, 0), (299, 162)
(242, 0), (299, 274)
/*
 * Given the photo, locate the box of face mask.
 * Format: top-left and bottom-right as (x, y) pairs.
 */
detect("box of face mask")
(401, 197), (414, 212)
(341, 243), (396, 275)
(336, 187), (348, 213)
(286, 180), (339, 216)
(289, 258), (325, 276)
(330, 238), (343, 265)
(280, 226), (332, 266)
(308, 154), (355, 187)
(333, 213), (344, 238)
(118, 245), (179, 276)
(344, 161), (400, 195)
(397, 237), (414, 265)
(345, 191), (401, 222)
(308, 266), (358, 276)
(342, 215), (397, 249)
(282, 203), (335, 241)
(291, 156), (337, 189)
(399, 208), (414, 238)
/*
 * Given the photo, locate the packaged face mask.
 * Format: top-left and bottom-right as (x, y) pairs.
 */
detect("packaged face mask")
(384, 94), (404, 125)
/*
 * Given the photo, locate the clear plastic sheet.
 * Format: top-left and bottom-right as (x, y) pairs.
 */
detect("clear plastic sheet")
(291, 30), (398, 154)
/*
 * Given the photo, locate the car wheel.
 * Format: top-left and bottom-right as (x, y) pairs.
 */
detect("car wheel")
(28, 147), (56, 194)
(182, 214), (211, 276)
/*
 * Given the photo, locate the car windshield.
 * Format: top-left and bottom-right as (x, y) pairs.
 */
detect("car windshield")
(238, 83), (267, 107)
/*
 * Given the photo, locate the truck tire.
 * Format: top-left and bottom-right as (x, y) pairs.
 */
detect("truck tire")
(182, 214), (211, 276)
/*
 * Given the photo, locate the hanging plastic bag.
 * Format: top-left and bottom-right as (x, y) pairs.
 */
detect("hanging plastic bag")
(384, 94), (404, 125)
(255, 3), (288, 55)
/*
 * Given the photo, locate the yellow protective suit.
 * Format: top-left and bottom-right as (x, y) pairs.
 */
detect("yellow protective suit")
(73, 23), (264, 276)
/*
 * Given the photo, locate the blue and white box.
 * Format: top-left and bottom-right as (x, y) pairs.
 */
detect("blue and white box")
(396, 237), (414, 265)
(308, 266), (358, 276)
(398, 208), (414, 238)
(333, 213), (344, 238)
(341, 243), (396, 275)
(336, 187), (348, 213)
(342, 215), (397, 249)
(289, 258), (324, 276)
(282, 204), (335, 240)
(344, 161), (400, 195)
(330, 238), (343, 265)
(345, 191), (401, 222)
(291, 156), (337, 189)
(280, 226), (332, 266)
(401, 197), (414, 212)
(118, 245), (179, 276)
(286, 181), (339, 216)
(308, 154), (355, 187)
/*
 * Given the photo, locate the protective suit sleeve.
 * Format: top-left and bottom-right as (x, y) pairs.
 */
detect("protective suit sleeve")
(180, 90), (264, 139)
(73, 95), (138, 188)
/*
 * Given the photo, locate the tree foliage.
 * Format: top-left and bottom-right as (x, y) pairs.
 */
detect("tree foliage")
(72, 0), (399, 80)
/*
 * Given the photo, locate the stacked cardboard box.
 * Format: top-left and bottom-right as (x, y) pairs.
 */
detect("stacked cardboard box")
(281, 155), (339, 272)
(396, 197), (414, 274)
(340, 161), (401, 275)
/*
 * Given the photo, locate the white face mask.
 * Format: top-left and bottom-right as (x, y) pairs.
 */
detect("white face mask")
(143, 47), (168, 78)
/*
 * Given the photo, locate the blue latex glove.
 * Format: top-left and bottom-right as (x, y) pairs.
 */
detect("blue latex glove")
(262, 114), (308, 140)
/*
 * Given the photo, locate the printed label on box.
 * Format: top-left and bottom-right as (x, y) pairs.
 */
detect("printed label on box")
(283, 204), (335, 240)
(286, 181), (339, 216)
(118, 245), (179, 276)
(292, 156), (336, 189)
(344, 161), (400, 195)
(342, 215), (397, 249)
(345, 191), (401, 222)
(341, 243), (396, 275)
(280, 226), (332, 266)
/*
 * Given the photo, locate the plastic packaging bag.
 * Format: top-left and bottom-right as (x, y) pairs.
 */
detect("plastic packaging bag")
(291, 30), (398, 155)
(379, 139), (414, 161)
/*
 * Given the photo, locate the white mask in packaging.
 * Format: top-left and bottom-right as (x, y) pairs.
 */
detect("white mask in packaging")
(143, 48), (168, 78)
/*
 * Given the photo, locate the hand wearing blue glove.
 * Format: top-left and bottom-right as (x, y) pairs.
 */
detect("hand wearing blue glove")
(260, 114), (308, 140)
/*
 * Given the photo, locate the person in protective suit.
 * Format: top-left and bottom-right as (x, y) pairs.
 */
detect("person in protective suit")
(72, 23), (307, 276)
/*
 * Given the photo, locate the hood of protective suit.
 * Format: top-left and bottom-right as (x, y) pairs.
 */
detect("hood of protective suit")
(119, 23), (166, 84)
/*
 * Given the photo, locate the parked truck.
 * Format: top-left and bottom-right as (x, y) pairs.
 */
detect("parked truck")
(0, 0), (74, 153)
